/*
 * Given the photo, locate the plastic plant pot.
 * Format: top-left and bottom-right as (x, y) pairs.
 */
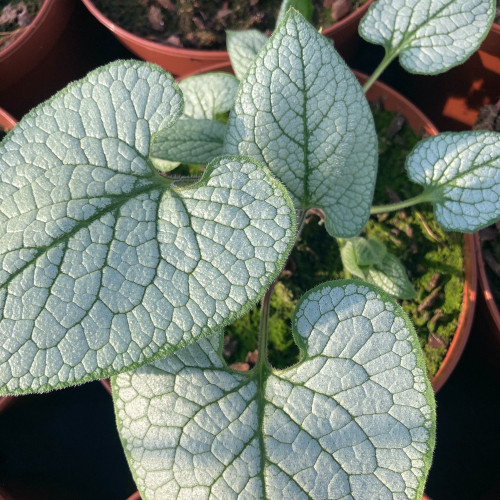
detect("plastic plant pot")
(0, 0), (76, 91)
(81, 0), (374, 77)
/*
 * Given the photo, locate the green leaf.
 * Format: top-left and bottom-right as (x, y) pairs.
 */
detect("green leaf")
(179, 72), (239, 119)
(341, 238), (416, 300)
(352, 237), (386, 267)
(151, 72), (239, 168)
(359, 0), (496, 74)
(276, 0), (314, 26)
(114, 281), (435, 500)
(224, 10), (378, 238)
(150, 118), (226, 166)
(227, 30), (269, 80)
(0, 61), (296, 395)
(365, 254), (417, 300)
(406, 131), (500, 232)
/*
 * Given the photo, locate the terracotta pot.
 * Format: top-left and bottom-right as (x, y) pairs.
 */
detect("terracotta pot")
(81, 0), (374, 77)
(474, 232), (500, 374)
(0, 107), (16, 131)
(439, 23), (500, 129)
(0, 0), (76, 91)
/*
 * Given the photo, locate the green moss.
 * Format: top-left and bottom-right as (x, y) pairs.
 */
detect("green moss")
(226, 105), (464, 379)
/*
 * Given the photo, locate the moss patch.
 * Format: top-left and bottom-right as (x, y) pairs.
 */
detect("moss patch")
(225, 105), (464, 378)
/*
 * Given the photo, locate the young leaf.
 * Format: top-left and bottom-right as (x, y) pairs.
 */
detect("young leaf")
(114, 281), (435, 500)
(224, 10), (378, 238)
(352, 237), (386, 267)
(150, 118), (226, 166)
(0, 61), (296, 395)
(276, 0), (314, 26)
(150, 73), (239, 168)
(406, 131), (500, 232)
(179, 72), (239, 119)
(341, 238), (416, 300)
(227, 30), (269, 80)
(359, 0), (495, 74)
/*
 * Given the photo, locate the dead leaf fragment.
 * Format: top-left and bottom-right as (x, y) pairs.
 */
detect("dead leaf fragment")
(331, 0), (352, 20)
(156, 0), (176, 11)
(229, 362), (251, 371)
(245, 349), (259, 366)
(148, 5), (164, 31)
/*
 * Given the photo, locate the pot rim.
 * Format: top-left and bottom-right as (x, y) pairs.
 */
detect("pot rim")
(0, 107), (16, 130)
(475, 232), (500, 333)
(0, 0), (58, 63)
(81, 0), (374, 58)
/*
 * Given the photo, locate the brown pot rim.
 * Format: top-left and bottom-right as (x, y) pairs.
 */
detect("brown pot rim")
(0, 107), (17, 130)
(0, 0), (59, 63)
(475, 231), (500, 333)
(81, 0), (374, 59)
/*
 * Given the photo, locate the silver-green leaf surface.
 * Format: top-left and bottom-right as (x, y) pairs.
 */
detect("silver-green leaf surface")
(114, 281), (435, 500)
(359, 0), (495, 74)
(150, 118), (226, 166)
(406, 131), (500, 232)
(0, 61), (296, 395)
(227, 30), (269, 80)
(179, 72), (239, 119)
(224, 10), (378, 238)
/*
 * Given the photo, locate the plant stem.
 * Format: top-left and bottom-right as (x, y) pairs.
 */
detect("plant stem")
(255, 208), (307, 368)
(370, 192), (432, 214)
(256, 281), (274, 367)
(362, 51), (396, 94)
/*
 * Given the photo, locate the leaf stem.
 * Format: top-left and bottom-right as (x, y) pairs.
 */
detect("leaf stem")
(362, 51), (396, 94)
(370, 192), (432, 214)
(255, 208), (307, 368)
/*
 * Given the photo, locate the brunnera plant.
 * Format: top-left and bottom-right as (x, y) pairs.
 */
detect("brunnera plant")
(0, 1), (498, 500)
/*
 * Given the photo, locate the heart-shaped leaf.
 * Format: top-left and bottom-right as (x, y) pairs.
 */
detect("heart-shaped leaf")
(114, 281), (435, 500)
(406, 131), (500, 232)
(341, 238), (416, 300)
(224, 10), (378, 238)
(227, 30), (269, 80)
(0, 61), (296, 395)
(359, 0), (495, 74)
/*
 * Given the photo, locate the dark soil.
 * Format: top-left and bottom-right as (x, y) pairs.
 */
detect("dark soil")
(0, 0), (42, 51)
(92, 0), (368, 50)
(224, 104), (464, 378)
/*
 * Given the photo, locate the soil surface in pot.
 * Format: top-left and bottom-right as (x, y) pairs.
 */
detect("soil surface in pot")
(91, 0), (368, 50)
(475, 101), (500, 307)
(222, 104), (465, 379)
(0, 0), (43, 51)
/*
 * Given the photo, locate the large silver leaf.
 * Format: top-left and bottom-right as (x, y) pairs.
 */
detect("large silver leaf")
(0, 61), (296, 394)
(114, 281), (435, 500)
(224, 10), (378, 238)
